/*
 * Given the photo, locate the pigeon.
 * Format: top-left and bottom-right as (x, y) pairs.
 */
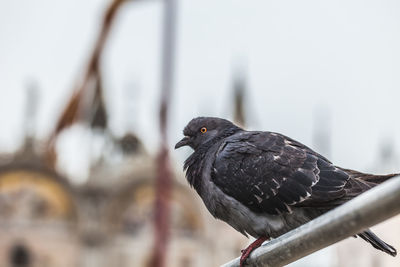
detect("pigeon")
(175, 117), (398, 267)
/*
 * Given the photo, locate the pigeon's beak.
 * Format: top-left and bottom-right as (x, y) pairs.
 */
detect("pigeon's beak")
(175, 136), (190, 149)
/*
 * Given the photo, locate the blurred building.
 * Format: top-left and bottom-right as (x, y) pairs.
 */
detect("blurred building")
(0, 77), (248, 267)
(0, 138), (79, 267)
(0, 130), (248, 267)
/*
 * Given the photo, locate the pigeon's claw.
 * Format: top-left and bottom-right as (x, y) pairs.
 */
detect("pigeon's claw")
(239, 236), (269, 267)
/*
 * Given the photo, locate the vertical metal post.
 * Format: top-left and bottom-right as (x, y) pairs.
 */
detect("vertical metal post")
(152, 0), (177, 266)
(159, 0), (176, 138)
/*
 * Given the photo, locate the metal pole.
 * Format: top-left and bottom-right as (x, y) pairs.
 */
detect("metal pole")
(221, 175), (400, 267)
(152, 0), (177, 266)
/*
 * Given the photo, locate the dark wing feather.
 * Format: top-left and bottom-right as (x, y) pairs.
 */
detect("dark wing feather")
(212, 131), (350, 215)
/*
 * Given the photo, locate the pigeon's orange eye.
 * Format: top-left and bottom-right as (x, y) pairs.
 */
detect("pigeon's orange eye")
(200, 127), (207, 133)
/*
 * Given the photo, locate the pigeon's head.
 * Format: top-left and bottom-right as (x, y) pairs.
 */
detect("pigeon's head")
(175, 117), (241, 150)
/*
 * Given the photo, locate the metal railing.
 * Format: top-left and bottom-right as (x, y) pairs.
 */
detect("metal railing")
(221, 175), (400, 267)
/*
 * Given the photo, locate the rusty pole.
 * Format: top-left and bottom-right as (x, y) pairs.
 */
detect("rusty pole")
(45, 0), (126, 166)
(152, 0), (177, 267)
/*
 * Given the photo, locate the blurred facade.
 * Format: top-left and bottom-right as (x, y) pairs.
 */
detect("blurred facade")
(0, 117), (248, 267)
(0, 70), (249, 267)
(0, 2), (247, 266)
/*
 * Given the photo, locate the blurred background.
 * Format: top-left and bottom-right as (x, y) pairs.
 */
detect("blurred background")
(0, 0), (400, 266)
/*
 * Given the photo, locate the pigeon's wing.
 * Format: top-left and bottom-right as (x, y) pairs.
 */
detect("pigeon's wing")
(211, 131), (350, 215)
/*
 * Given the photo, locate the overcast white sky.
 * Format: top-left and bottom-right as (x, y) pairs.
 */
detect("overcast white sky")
(0, 0), (400, 182)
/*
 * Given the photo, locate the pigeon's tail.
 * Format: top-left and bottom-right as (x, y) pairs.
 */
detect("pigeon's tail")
(342, 168), (399, 185)
(358, 230), (397, 257)
(339, 169), (399, 198)
(358, 172), (400, 185)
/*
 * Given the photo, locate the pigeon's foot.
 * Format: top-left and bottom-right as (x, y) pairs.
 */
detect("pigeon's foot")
(240, 236), (269, 267)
